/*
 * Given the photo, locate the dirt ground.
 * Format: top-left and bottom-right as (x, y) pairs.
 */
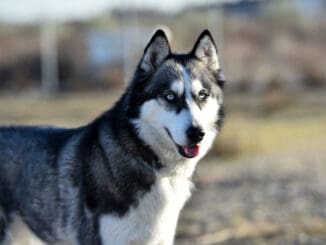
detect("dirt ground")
(176, 144), (326, 245)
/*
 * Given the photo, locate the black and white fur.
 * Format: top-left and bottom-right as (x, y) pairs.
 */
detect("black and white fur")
(0, 30), (225, 245)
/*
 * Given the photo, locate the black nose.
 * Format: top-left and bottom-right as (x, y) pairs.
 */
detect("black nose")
(186, 126), (205, 144)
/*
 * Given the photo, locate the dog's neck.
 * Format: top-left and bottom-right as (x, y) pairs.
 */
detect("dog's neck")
(80, 98), (199, 245)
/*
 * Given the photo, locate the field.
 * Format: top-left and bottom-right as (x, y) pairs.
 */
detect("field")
(0, 90), (325, 244)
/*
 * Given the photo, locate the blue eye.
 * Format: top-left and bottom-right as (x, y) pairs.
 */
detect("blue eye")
(198, 90), (209, 101)
(163, 91), (175, 102)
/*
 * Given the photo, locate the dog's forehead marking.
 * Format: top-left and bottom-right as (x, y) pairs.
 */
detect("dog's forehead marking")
(171, 80), (184, 95)
(177, 64), (192, 100)
(177, 64), (204, 99)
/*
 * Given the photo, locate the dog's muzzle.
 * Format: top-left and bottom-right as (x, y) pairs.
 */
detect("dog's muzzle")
(164, 128), (202, 158)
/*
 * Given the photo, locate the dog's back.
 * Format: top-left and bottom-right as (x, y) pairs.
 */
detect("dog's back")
(0, 127), (57, 204)
(0, 126), (78, 243)
(0, 126), (74, 196)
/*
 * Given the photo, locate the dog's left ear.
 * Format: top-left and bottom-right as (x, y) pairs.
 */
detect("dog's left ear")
(140, 29), (171, 73)
(191, 30), (220, 71)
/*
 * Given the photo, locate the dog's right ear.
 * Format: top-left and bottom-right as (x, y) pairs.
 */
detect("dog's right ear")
(139, 29), (171, 74)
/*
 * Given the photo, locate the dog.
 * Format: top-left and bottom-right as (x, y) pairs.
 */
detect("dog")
(0, 29), (225, 245)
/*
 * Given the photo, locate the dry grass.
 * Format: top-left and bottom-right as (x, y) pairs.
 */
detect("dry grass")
(0, 91), (123, 127)
(194, 218), (326, 245)
(211, 90), (326, 158)
(212, 114), (326, 158)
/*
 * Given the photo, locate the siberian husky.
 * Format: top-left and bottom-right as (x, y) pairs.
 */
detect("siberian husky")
(0, 29), (225, 245)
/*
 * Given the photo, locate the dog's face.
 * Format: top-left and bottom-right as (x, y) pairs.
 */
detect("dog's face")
(131, 30), (224, 161)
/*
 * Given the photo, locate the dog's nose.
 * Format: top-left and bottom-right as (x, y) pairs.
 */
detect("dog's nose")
(186, 126), (205, 144)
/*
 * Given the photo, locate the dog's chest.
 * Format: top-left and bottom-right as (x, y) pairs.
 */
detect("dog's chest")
(99, 176), (192, 245)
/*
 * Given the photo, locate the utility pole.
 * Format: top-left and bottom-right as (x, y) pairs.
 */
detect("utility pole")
(40, 19), (59, 96)
(122, 2), (140, 86)
(207, 6), (224, 63)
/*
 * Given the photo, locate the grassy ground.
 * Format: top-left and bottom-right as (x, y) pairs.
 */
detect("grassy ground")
(214, 113), (326, 158)
(176, 144), (326, 244)
(212, 90), (326, 158)
(0, 91), (122, 127)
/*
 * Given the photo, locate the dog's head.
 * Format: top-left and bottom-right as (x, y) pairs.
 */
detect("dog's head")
(130, 30), (224, 161)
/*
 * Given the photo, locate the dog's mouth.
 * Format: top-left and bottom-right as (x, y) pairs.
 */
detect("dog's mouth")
(164, 128), (200, 158)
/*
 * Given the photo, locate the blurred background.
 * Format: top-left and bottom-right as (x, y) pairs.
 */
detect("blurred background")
(0, 0), (326, 244)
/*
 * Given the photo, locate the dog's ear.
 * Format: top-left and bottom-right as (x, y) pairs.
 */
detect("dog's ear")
(191, 30), (220, 71)
(140, 29), (171, 73)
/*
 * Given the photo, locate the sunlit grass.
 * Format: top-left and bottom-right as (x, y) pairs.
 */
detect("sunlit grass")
(0, 91), (122, 127)
(212, 114), (326, 158)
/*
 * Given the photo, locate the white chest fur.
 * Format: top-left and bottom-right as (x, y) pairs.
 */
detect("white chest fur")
(99, 174), (193, 245)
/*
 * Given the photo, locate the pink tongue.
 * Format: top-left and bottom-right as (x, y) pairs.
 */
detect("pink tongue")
(183, 145), (200, 158)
